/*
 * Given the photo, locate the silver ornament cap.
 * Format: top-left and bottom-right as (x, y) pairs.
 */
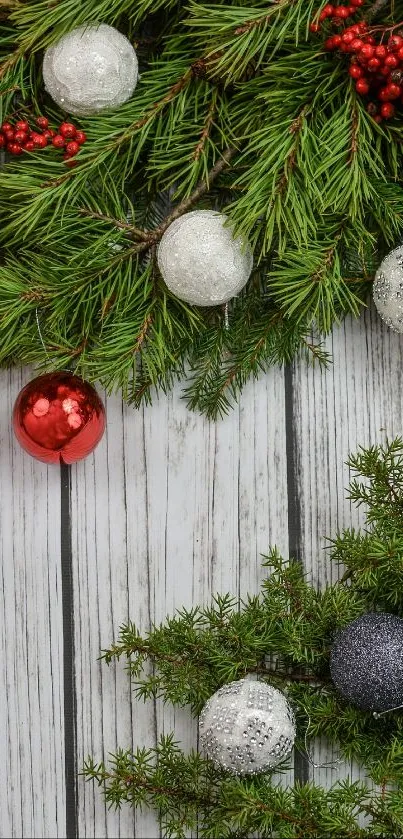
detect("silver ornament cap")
(199, 678), (296, 775)
(157, 210), (253, 306)
(42, 24), (138, 116)
(373, 246), (403, 333)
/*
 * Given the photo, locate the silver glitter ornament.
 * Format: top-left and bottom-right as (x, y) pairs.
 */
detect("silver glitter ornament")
(330, 612), (403, 712)
(199, 678), (296, 775)
(373, 246), (403, 333)
(42, 24), (138, 116)
(157, 210), (253, 306)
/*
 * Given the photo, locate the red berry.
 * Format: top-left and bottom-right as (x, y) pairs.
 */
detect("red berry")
(365, 36), (376, 45)
(31, 132), (47, 147)
(380, 102), (395, 118)
(7, 142), (22, 155)
(350, 0), (363, 5)
(15, 120), (29, 132)
(320, 3), (334, 16)
(334, 6), (350, 18)
(310, 22), (320, 32)
(385, 53), (399, 69)
(386, 83), (401, 99)
(324, 36), (336, 49)
(378, 86), (392, 100)
(36, 116), (49, 129)
(74, 130), (87, 144)
(360, 43), (375, 60)
(52, 134), (65, 149)
(367, 58), (381, 72)
(65, 140), (80, 156)
(349, 24), (361, 34)
(43, 129), (55, 139)
(355, 78), (370, 94)
(346, 5), (356, 13)
(398, 46), (403, 60)
(332, 34), (342, 46)
(4, 129), (14, 142)
(375, 45), (388, 59)
(349, 63), (363, 78)
(351, 38), (364, 51)
(23, 140), (35, 151)
(342, 30), (355, 44)
(374, 115), (383, 123)
(59, 122), (77, 138)
(388, 35), (403, 52)
(1, 121), (12, 132)
(0, 133), (5, 148)
(14, 130), (28, 144)
(380, 64), (391, 76)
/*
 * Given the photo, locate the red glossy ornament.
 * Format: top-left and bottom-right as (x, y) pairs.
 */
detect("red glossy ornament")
(13, 372), (106, 464)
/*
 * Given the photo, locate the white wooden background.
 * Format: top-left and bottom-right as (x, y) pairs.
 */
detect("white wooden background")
(0, 305), (402, 838)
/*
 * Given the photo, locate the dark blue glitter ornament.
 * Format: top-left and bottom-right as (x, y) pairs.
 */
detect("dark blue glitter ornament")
(330, 613), (403, 712)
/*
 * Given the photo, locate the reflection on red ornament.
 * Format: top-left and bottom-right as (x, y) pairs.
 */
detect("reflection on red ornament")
(13, 372), (106, 464)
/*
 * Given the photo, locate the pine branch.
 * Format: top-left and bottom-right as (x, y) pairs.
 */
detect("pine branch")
(132, 146), (237, 252)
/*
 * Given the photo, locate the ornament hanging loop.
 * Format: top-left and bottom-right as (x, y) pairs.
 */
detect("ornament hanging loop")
(373, 703), (403, 719)
(300, 707), (342, 771)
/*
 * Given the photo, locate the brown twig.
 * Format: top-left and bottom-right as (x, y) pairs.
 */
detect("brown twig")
(79, 209), (149, 241)
(130, 146), (237, 254)
(364, 0), (391, 23)
(133, 314), (153, 354)
(193, 94), (218, 160)
(348, 101), (359, 165)
(110, 72), (193, 149)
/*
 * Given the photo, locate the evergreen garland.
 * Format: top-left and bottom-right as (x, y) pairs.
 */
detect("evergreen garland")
(1, 0), (401, 415)
(83, 438), (403, 837)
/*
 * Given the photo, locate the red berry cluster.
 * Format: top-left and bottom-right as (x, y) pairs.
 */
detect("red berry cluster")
(325, 24), (403, 120)
(0, 116), (87, 162)
(309, 0), (364, 34)
(311, 2), (403, 121)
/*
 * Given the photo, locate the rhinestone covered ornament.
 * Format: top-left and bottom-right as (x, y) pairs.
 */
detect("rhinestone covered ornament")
(373, 246), (403, 333)
(199, 678), (296, 775)
(330, 613), (403, 712)
(42, 24), (138, 116)
(157, 210), (253, 306)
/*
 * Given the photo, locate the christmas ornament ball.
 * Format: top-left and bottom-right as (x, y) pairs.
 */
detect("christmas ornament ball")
(13, 372), (105, 465)
(42, 24), (138, 116)
(157, 210), (253, 306)
(373, 246), (403, 333)
(330, 612), (403, 712)
(199, 678), (296, 775)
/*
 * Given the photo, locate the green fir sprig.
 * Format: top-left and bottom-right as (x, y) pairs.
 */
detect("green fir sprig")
(1, 0), (402, 415)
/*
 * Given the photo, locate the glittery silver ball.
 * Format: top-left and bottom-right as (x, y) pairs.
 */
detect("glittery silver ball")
(199, 678), (296, 775)
(157, 210), (253, 306)
(42, 24), (138, 116)
(330, 613), (403, 712)
(373, 246), (403, 333)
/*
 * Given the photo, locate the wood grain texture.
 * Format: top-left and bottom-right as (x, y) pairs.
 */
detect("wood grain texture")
(3, 304), (403, 838)
(292, 305), (403, 788)
(70, 369), (289, 838)
(0, 369), (65, 839)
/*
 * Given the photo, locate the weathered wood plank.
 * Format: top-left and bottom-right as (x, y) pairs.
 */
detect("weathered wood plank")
(71, 370), (289, 838)
(0, 369), (64, 839)
(292, 306), (403, 788)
